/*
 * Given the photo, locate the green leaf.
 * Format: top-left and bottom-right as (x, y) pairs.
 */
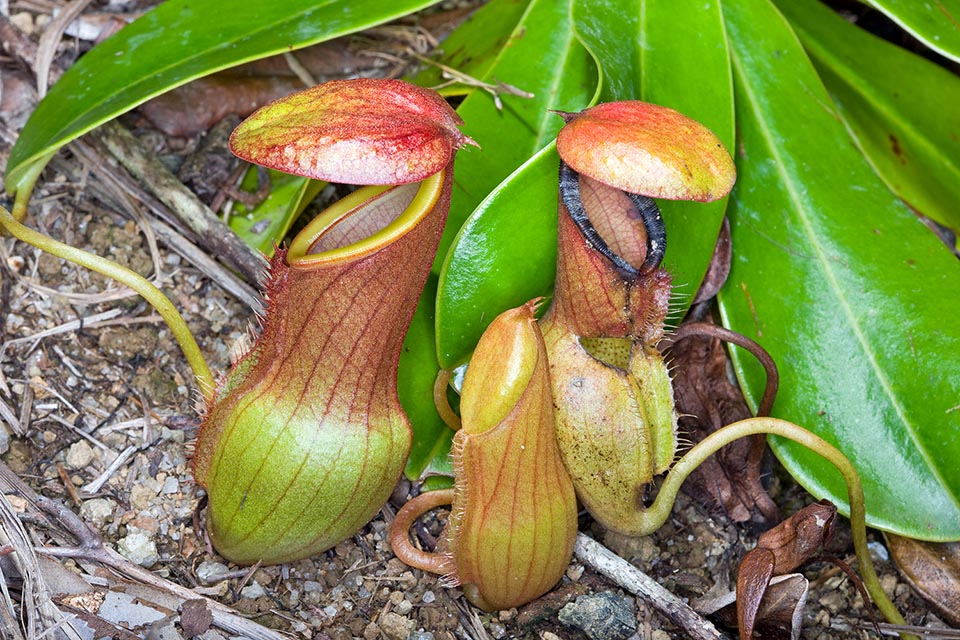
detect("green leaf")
(776, 0), (960, 234)
(434, 0), (596, 271)
(573, 0), (734, 316)
(436, 0), (736, 368)
(399, 275), (454, 480)
(411, 0), (533, 96)
(228, 171), (324, 256)
(721, 0), (960, 540)
(437, 145), (560, 368)
(861, 0), (960, 64)
(5, 0), (442, 197)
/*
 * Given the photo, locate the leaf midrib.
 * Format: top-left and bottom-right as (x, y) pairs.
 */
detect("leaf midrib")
(532, 1), (582, 149)
(729, 43), (954, 509)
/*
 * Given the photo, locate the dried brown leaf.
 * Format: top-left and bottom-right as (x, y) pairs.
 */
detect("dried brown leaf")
(757, 500), (836, 575)
(697, 574), (809, 640)
(737, 547), (777, 639)
(670, 324), (778, 529)
(181, 599), (214, 637)
(886, 533), (960, 627)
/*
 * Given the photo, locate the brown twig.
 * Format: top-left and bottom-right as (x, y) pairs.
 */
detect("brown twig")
(573, 533), (731, 640)
(94, 120), (267, 285)
(0, 461), (287, 640)
(664, 321), (779, 417)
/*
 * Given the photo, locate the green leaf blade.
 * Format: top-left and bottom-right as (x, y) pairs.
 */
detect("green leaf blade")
(777, 0), (960, 233)
(434, 0), (596, 270)
(437, 146), (559, 368)
(722, 0), (960, 540)
(228, 172), (324, 256)
(398, 275), (454, 480)
(862, 0), (960, 64)
(6, 0), (442, 195)
(411, 0), (533, 96)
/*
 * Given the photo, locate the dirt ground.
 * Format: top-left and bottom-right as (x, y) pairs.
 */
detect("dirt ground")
(0, 3), (957, 640)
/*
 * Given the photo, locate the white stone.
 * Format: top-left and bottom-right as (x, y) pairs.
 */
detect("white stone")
(65, 440), (95, 470)
(240, 581), (266, 599)
(117, 532), (159, 568)
(160, 476), (180, 494)
(98, 591), (165, 625)
(196, 560), (229, 583)
(79, 498), (115, 524)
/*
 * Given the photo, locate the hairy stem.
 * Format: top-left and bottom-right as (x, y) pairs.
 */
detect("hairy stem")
(389, 488), (457, 576)
(645, 417), (910, 636)
(0, 205), (215, 401)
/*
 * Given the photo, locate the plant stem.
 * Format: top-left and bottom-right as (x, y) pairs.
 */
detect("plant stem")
(646, 417), (912, 637)
(0, 205), (215, 403)
(389, 488), (457, 575)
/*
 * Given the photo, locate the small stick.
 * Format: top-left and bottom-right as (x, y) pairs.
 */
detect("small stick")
(95, 120), (267, 285)
(56, 463), (83, 508)
(574, 533), (730, 640)
(81, 445), (137, 494)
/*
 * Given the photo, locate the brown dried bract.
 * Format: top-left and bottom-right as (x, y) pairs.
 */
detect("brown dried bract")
(669, 322), (778, 530)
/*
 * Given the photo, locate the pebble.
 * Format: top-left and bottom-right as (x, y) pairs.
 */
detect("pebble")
(378, 611), (414, 640)
(64, 440), (96, 470)
(558, 592), (638, 640)
(868, 540), (890, 562)
(9, 11), (35, 34)
(395, 598), (413, 615)
(240, 581), (266, 599)
(160, 475), (180, 494)
(130, 484), (158, 510)
(196, 560), (229, 583)
(79, 498), (115, 525)
(363, 622), (380, 640)
(421, 590), (436, 604)
(117, 531), (159, 568)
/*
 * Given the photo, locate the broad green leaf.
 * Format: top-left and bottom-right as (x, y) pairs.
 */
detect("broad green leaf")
(398, 274), (453, 479)
(573, 0), (734, 316)
(777, 0), (960, 234)
(434, 0), (596, 270)
(436, 0), (737, 368)
(721, 0), (960, 540)
(5, 0), (442, 197)
(437, 145), (560, 368)
(412, 0), (532, 96)
(228, 171), (324, 256)
(862, 0), (960, 64)
(434, 0), (596, 366)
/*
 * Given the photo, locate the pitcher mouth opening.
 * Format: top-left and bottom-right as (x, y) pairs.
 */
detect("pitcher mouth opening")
(286, 170), (445, 267)
(559, 161), (666, 277)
